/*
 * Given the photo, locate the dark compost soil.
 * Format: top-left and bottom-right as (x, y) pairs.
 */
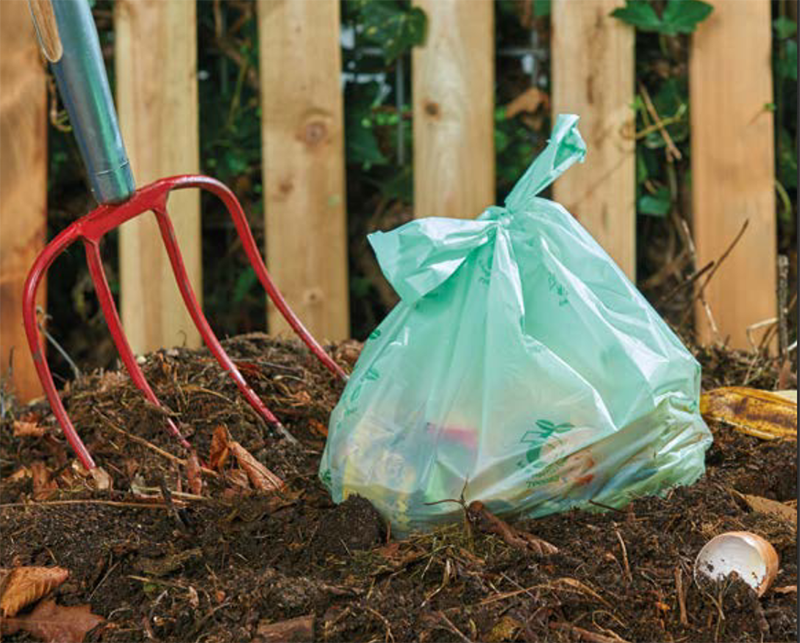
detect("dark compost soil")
(1, 333), (796, 643)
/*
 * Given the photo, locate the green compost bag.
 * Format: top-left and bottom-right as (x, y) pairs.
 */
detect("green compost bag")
(320, 115), (712, 534)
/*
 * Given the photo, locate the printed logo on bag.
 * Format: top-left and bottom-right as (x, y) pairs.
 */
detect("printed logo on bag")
(518, 419), (575, 466)
(547, 271), (569, 306)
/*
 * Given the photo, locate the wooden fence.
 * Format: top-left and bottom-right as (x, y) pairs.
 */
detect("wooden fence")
(0, 0), (778, 401)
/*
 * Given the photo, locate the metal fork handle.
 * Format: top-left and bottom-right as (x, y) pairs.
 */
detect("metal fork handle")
(30, 0), (135, 204)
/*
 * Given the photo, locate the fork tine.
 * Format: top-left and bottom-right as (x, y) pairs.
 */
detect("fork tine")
(82, 237), (191, 450)
(187, 177), (348, 382)
(151, 205), (298, 444)
(22, 225), (97, 470)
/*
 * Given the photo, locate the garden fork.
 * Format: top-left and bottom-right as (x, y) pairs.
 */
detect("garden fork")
(24, 0), (347, 471)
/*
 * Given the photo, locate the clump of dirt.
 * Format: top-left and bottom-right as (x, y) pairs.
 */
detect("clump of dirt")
(0, 333), (795, 643)
(311, 495), (386, 557)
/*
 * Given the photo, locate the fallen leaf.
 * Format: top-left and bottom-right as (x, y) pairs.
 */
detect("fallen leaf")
(254, 615), (314, 643)
(467, 501), (558, 556)
(13, 420), (47, 438)
(773, 585), (797, 594)
(6, 467), (32, 483)
(209, 425), (230, 471)
(700, 387), (797, 440)
(30, 462), (57, 500)
(229, 442), (284, 492)
(3, 599), (104, 643)
(186, 450), (203, 496)
(0, 566), (69, 617)
(225, 468), (251, 490)
(308, 419), (328, 438)
(737, 492), (798, 526)
(486, 615), (521, 642)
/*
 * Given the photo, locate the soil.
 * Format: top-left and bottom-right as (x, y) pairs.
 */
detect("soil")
(0, 333), (796, 643)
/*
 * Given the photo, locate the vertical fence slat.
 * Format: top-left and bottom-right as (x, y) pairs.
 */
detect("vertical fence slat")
(690, 1), (776, 350)
(412, 0), (495, 219)
(0, 2), (47, 400)
(116, 0), (201, 354)
(257, 0), (349, 341)
(551, 0), (635, 279)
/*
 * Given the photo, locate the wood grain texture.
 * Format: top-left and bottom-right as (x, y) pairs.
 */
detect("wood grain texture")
(257, 0), (349, 341)
(412, 0), (495, 219)
(690, 0), (776, 349)
(116, 0), (201, 353)
(0, 1), (47, 400)
(551, 0), (635, 278)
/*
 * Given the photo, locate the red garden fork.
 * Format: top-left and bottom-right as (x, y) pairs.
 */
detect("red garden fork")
(24, 0), (347, 472)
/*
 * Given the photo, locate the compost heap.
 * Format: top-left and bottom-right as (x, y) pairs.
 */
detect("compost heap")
(0, 334), (796, 643)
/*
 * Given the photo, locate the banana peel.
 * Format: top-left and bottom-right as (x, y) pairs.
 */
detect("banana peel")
(700, 387), (797, 440)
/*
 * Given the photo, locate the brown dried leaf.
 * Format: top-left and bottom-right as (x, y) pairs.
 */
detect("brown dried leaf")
(308, 419), (328, 438)
(738, 492), (798, 526)
(229, 442), (284, 492)
(6, 467), (32, 483)
(209, 425), (230, 471)
(467, 501), (558, 556)
(13, 420), (47, 438)
(773, 585), (797, 594)
(30, 462), (57, 501)
(700, 387), (797, 440)
(4, 599), (104, 643)
(187, 450), (203, 496)
(0, 566), (69, 617)
(254, 615), (314, 643)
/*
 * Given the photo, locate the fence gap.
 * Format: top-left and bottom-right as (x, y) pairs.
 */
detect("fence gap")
(257, 0), (350, 342)
(0, 1), (47, 400)
(116, 0), (202, 354)
(689, 0), (776, 350)
(551, 0), (636, 279)
(412, 0), (495, 219)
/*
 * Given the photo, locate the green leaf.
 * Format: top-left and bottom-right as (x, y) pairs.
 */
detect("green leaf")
(233, 269), (257, 304)
(778, 129), (798, 189)
(660, 0), (713, 35)
(611, 0), (712, 35)
(774, 16), (797, 40)
(345, 83), (389, 168)
(610, 1), (662, 31)
(533, 0), (551, 18)
(359, 1), (427, 63)
(777, 39), (798, 81)
(638, 186), (672, 217)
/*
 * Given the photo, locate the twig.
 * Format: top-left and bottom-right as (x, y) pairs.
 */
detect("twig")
(657, 260), (714, 306)
(550, 621), (631, 643)
(437, 612), (473, 643)
(615, 529), (633, 583)
(675, 566), (689, 626)
(695, 220), (749, 301)
(364, 606), (395, 643)
(96, 410), (187, 465)
(36, 306), (81, 380)
(680, 219), (749, 335)
(0, 499), (172, 510)
(639, 84), (681, 162)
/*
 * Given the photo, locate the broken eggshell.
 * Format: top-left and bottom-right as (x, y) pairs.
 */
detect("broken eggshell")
(694, 531), (779, 596)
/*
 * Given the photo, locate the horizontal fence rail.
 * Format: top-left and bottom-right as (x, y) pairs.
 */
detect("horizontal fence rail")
(0, 0), (781, 401)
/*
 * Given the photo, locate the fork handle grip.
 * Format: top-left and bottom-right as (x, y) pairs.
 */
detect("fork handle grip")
(44, 0), (135, 204)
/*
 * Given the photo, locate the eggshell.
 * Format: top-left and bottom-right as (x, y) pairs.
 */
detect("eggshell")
(694, 531), (779, 596)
